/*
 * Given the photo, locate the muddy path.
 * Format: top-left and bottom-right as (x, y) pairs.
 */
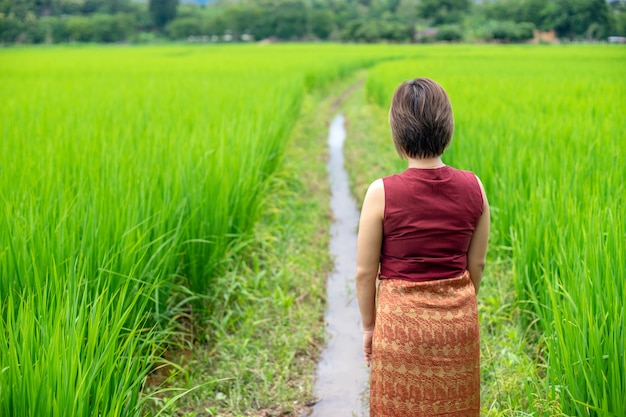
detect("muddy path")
(308, 114), (369, 417)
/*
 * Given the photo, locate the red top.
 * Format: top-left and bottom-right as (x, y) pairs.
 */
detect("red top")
(380, 166), (483, 282)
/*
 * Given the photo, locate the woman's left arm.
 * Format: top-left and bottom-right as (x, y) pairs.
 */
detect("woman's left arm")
(355, 179), (384, 366)
(467, 175), (490, 294)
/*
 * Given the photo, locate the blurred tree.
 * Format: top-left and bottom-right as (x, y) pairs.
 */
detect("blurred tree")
(251, 7), (275, 39)
(33, 0), (55, 16)
(395, 0), (418, 24)
(486, 20), (535, 42)
(166, 16), (202, 38)
(6, 0), (34, 19)
(436, 24), (462, 41)
(377, 17), (410, 40)
(418, 0), (471, 24)
(81, 0), (101, 15)
(91, 12), (134, 41)
(92, 13), (117, 41)
(204, 12), (227, 36)
(387, 0), (402, 13)
(548, 0), (611, 38)
(519, 0), (548, 27)
(608, 0), (626, 34)
(483, 0), (613, 38)
(0, 14), (23, 42)
(331, 0), (362, 30)
(4, 0), (622, 44)
(39, 15), (68, 42)
(66, 15), (93, 41)
(481, 0), (521, 22)
(310, 8), (335, 39)
(56, 0), (83, 15)
(341, 16), (408, 41)
(22, 10), (45, 41)
(368, 0), (395, 17)
(395, 0), (418, 41)
(101, 0), (133, 14)
(273, 0), (308, 39)
(149, 0), (178, 29)
(341, 19), (380, 42)
(222, 4), (263, 39)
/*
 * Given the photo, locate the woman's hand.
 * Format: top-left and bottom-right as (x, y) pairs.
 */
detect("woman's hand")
(363, 329), (374, 367)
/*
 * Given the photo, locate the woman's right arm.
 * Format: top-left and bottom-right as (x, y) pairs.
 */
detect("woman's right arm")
(355, 179), (384, 366)
(355, 179), (384, 331)
(467, 176), (490, 294)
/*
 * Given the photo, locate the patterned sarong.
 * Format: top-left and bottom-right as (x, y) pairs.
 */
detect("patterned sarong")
(370, 270), (480, 417)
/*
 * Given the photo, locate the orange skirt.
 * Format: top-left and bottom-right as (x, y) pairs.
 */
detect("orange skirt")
(370, 271), (480, 417)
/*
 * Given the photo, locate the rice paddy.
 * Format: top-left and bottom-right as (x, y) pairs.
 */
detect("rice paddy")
(1, 44), (624, 416)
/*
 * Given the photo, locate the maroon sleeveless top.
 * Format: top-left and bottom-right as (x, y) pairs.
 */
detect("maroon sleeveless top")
(380, 166), (483, 282)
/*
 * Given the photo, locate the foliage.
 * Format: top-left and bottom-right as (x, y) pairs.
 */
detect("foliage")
(609, 2), (626, 35)
(0, 44), (413, 415)
(143, 75), (364, 417)
(485, 20), (536, 42)
(274, 0), (309, 39)
(435, 24), (463, 41)
(1, 0), (624, 43)
(417, 0), (472, 25)
(310, 8), (335, 39)
(0, 13), (23, 43)
(480, 0), (613, 38)
(91, 13), (134, 42)
(0, 273), (162, 417)
(65, 15), (94, 41)
(342, 18), (410, 42)
(551, 0), (612, 38)
(165, 16), (202, 39)
(149, 0), (178, 29)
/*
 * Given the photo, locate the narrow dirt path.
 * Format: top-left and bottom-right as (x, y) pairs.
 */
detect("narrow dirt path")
(308, 114), (369, 417)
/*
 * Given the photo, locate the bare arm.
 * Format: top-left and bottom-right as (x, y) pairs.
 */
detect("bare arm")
(355, 179), (384, 331)
(467, 175), (490, 294)
(355, 179), (384, 367)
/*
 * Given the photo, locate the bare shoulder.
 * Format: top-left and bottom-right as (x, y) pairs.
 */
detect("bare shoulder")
(362, 178), (385, 218)
(367, 178), (384, 195)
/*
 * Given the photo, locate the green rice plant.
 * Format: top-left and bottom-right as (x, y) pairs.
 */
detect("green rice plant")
(0, 44), (415, 414)
(0, 269), (160, 416)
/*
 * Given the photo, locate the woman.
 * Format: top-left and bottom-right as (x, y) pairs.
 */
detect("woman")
(355, 78), (489, 416)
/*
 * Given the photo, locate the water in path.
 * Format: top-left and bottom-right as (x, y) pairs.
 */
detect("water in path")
(309, 114), (369, 417)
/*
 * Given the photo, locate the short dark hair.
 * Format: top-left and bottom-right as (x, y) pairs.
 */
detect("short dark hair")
(389, 78), (454, 159)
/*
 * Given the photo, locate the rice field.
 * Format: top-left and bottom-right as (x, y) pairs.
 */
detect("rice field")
(0, 44), (405, 416)
(1, 44), (624, 416)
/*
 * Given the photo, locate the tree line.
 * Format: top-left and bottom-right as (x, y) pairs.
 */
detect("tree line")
(1, 0), (625, 44)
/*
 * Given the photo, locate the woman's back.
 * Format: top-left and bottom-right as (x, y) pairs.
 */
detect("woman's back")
(381, 166), (483, 282)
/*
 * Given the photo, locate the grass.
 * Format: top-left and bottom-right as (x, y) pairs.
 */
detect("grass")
(0, 45), (409, 416)
(1, 45), (312, 415)
(0, 268), (163, 416)
(142, 74), (370, 417)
